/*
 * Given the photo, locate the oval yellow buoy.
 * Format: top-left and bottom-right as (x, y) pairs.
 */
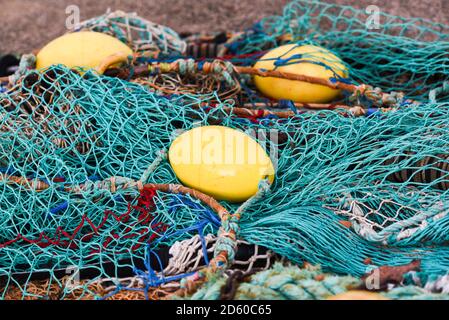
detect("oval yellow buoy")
(327, 291), (389, 300)
(253, 44), (348, 103)
(169, 126), (275, 202)
(36, 31), (133, 73)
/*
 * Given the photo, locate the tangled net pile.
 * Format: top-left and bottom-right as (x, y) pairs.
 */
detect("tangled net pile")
(1, 0), (449, 300)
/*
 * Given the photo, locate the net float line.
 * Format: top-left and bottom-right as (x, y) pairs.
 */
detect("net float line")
(236, 65), (356, 92)
(180, 100), (364, 119)
(128, 59), (408, 109)
(239, 102), (368, 116)
(233, 66), (415, 108)
(97, 53), (344, 91)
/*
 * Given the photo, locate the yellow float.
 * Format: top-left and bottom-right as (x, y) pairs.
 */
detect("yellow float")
(36, 31), (133, 73)
(253, 44), (348, 103)
(168, 126), (275, 202)
(327, 290), (389, 300)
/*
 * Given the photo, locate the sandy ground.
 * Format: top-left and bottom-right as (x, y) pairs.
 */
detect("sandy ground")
(0, 0), (448, 53)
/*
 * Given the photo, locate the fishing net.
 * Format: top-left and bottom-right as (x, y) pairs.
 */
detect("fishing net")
(0, 65), (278, 299)
(226, 0), (449, 102)
(1, 0), (449, 299)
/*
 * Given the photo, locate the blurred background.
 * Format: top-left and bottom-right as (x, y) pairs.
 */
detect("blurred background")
(0, 0), (448, 53)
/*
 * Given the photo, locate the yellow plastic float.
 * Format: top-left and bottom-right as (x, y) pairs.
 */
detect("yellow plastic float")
(36, 31), (133, 73)
(169, 126), (275, 202)
(253, 44), (348, 103)
(327, 290), (389, 300)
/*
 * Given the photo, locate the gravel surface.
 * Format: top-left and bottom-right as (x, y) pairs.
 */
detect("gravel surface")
(1, 0), (448, 53)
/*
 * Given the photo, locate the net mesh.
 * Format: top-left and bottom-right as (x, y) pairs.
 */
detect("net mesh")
(1, 0), (449, 299)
